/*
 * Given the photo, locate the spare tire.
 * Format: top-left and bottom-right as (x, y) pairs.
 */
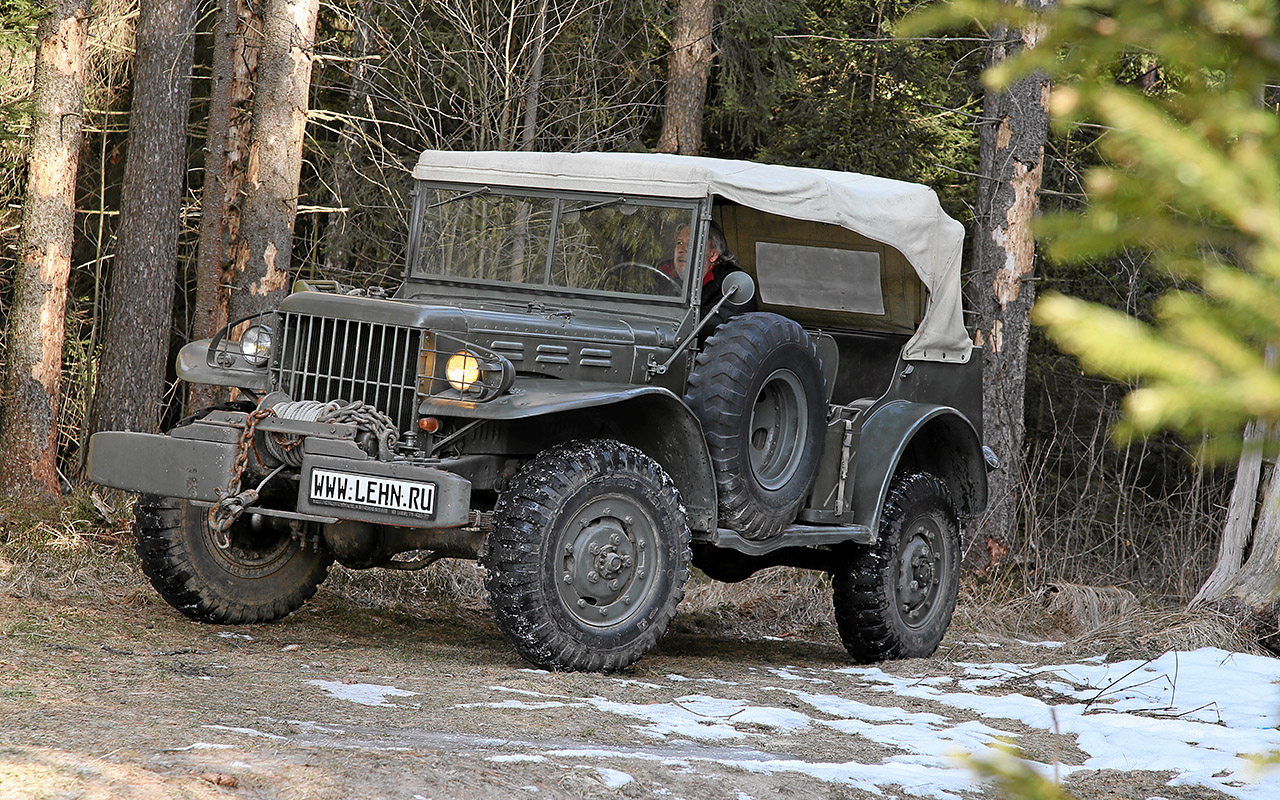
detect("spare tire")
(684, 312), (826, 540)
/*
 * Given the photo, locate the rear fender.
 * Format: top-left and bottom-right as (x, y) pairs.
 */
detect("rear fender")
(851, 401), (987, 537)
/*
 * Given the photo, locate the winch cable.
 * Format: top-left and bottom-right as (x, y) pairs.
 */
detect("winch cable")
(263, 399), (400, 465)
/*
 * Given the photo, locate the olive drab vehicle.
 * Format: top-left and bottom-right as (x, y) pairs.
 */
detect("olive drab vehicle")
(88, 152), (992, 672)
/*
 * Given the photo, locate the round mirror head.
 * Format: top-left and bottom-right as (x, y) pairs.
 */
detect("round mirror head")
(722, 271), (756, 306)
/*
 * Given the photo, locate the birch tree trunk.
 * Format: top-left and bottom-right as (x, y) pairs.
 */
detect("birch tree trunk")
(657, 0), (714, 155)
(191, 0), (262, 410)
(1194, 425), (1280, 648)
(319, 0), (372, 278)
(1193, 421), (1266, 606)
(969, 0), (1054, 567)
(0, 0), (91, 496)
(90, 0), (199, 435)
(520, 0), (548, 151)
(228, 0), (320, 320)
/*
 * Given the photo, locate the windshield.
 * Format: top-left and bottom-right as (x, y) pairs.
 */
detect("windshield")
(410, 184), (698, 300)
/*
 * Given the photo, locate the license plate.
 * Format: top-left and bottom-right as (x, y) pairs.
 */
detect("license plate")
(309, 469), (436, 516)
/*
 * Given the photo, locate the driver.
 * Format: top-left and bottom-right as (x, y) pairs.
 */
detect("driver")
(661, 222), (757, 326)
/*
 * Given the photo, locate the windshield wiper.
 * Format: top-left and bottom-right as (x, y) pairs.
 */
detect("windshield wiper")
(562, 196), (628, 215)
(427, 186), (491, 209)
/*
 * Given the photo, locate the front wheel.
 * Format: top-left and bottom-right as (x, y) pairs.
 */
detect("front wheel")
(134, 496), (333, 624)
(482, 440), (691, 672)
(831, 472), (960, 662)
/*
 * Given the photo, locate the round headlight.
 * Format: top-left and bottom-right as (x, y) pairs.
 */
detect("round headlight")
(445, 350), (481, 392)
(239, 324), (273, 366)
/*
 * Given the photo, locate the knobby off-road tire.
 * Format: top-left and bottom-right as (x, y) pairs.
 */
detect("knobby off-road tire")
(134, 496), (333, 624)
(684, 312), (826, 540)
(482, 440), (691, 672)
(832, 472), (960, 662)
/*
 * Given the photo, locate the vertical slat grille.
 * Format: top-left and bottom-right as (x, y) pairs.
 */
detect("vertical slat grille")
(271, 312), (422, 434)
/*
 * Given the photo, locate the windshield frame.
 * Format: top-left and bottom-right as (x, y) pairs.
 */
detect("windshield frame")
(404, 180), (707, 308)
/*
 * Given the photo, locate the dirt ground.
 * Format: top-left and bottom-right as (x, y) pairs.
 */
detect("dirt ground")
(0, 544), (1243, 800)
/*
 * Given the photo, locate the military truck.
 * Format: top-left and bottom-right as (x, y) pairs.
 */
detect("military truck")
(89, 151), (990, 672)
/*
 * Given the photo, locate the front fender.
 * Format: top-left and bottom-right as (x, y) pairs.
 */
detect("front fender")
(420, 378), (678, 420)
(176, 339), (270, 391)
(422, 379), (718, 534)
(851, 400), (987, 537)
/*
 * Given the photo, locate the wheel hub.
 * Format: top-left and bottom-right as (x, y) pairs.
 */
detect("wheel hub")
(748, 369), (806, 490)
(898, 526), (943, 626)
(556, 497), (654, 627)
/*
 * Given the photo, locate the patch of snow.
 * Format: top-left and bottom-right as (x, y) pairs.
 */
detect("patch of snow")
(666, 674), (690, 682)
(201, 724), (287, 740)
(491, 686), (571, 700)
(612, 678), (667, 689)
(457, 699), (582, 711)
(167, 742), (234, 751)
(286, 720), (346, 734)
(306, 679), (418, 707)
(583, 696), (745, 741)
(729, 705), (810, 731)
(587, 766), (633, 788)
(843, 648), (1280, 800)
(767, 668), (831, 684)
(216, 632), (253, 641)
(1016, 639), (1065, 648)
(486, 754), (547, 763)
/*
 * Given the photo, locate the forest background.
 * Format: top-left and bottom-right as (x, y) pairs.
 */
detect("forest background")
(0, 0), (1272, 625)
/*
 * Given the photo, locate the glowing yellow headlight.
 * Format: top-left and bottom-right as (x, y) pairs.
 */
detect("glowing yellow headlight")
(445, 351), (481, 392)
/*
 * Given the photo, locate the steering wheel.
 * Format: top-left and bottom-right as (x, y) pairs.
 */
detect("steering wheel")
(604, 261), (681, 294)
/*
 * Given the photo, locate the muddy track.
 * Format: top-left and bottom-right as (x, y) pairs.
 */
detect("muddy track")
(0, 563), (1249, 800)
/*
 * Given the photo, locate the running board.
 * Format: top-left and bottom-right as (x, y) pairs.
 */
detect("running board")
(707, 523), (874, 556)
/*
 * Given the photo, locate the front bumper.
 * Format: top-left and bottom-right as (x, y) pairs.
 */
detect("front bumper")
(87, 428), (472, 529)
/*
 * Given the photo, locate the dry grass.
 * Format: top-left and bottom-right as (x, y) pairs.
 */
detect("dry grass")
(323, 559), (489, 612)
(951, 574), (1268, 661)
(0, 488), (138, 603)
(677, 567), (836, 639)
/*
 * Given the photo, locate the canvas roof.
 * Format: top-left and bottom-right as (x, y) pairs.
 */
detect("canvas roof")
(412, 150), (971, 363)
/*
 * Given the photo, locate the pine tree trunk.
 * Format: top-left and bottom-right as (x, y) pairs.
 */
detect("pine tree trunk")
(0, 0), (92, 496)
(90, 0), (199, 436)
(970, 2), (1053, 567)
(191, 0), (261, 410)
(657, 0), (714, 155)
(229, 0), (320, 320)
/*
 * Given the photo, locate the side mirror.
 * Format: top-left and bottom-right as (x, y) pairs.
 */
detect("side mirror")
(722, 271), (756, 306)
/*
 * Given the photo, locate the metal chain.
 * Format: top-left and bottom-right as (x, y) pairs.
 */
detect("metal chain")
(208, 406), (276, 548)
(206, 400), (400, 548)
(319, 400), (400, 460)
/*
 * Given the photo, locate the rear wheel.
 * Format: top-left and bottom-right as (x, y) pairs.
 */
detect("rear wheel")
(482, 440), (690, 672)
(832, 472), (960, 662)
(134, 496), (332, 624)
